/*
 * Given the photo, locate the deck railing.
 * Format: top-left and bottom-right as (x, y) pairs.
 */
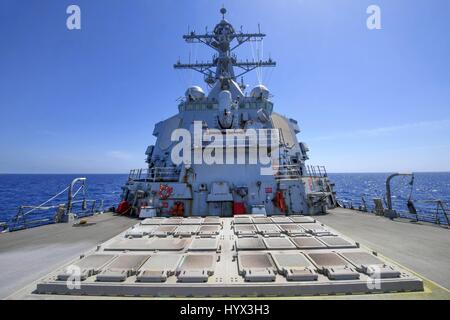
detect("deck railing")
(128, 167), (179, 182)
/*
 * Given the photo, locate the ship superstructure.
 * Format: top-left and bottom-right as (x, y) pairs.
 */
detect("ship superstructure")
(120, 8), (336, 218)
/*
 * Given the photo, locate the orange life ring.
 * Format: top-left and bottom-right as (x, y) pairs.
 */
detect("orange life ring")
(159, 184), (173, 200)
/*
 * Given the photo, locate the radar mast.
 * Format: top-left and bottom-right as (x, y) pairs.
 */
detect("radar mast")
(174, 8), (276, 88)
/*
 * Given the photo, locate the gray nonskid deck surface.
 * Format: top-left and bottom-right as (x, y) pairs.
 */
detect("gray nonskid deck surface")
(315, 208), (450, 290)
(24, 215), (425, 298)
(0, 213), (137, 299)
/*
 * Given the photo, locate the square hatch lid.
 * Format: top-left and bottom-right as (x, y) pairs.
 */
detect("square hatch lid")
(290, 216), (316, 223)
(125, 225), (157, 238)
(307, 252), (352, 268)
(270, 216), (293, 224)
(234, 224), (257, 236)
(255, 224), (282, 236)
(252, 217), (272, 224)
(139, 254), (182, 272)
(339, 251), (401, 278)
(96, 254), (149, 282)
(161, 218), (182, 225)
(104, 238), (152, 251)
(176, 254), (216, 282)
(319, 236), (357, 248)
(307, 252), (360, 280)
(270, 252), (313, 271)
(235, 237), (266, 250)
(291, 237), (327, 249)
(198, 225), (220, 236)
(57, 254), (116, 281)
(152, 225), (178, 236)
(188, 237), (219, 251)
(141, 218), (165, 225)
(263, 237), (296, 250)
(202, 217), (221, 225)
(174, 225), (200, 237)
(237, 253), (276, 273)
(147, 238), (189, 251)
(137, 254), (182, 283)
(278, 224), (307, 236)
(233, 216), (252, 224)
(182, 217), (204, 225)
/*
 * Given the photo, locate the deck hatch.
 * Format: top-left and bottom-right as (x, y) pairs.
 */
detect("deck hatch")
(237, 253), (277, 282)
(270, 216), (293, 224)
(234, 224), (257, 236)
(152, 225), (178, 237)
(137, 254), (182, 282)
(270, 253), (318, 281)
(340, 252), (400, 278)
(198, 225), (220, 236)
(174, 225), (200, 237)
(255, 224), (282, 236)
(104, 238), (152, 251)
(57, 254), (116, 281)
(290, 216), (315, 223)
(291, 237), (327, 249)
(176, 254), (216, 282)
(188, 237), (219, 251)
(96, 255), (149, 282)
(235, 237), (266, 250)
(262, 237), (296, 250)
(278, 224), (308, 236)
(319, 236), (357, 248)
(306, 252), (359, 280)
(233, 216), (252, 224)
(252, 217), (272, 224)
(147, 238), (189, 251)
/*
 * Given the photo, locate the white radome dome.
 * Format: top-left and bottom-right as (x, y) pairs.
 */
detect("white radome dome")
(250, 85), (270, 99)
(185, 86), (205, 100)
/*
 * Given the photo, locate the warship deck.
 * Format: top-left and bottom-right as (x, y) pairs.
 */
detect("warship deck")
(4, 209), (450, 300)
(0, 213), (138, 299)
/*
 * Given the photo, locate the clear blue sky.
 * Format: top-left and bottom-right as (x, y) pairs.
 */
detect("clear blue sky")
(0, 0), (449, 173)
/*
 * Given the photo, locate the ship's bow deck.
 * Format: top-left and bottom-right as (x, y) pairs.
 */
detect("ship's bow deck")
(24, 215), (425, 298)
